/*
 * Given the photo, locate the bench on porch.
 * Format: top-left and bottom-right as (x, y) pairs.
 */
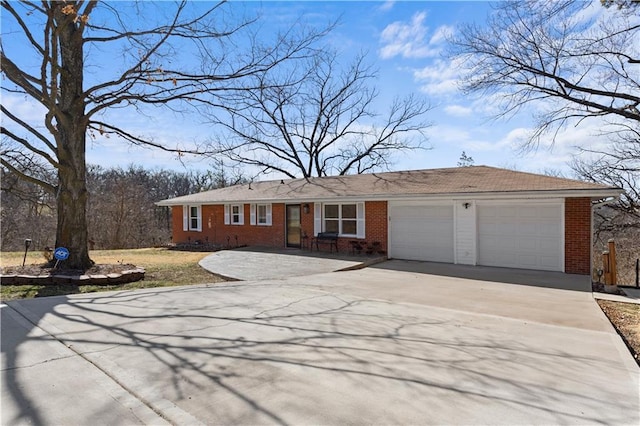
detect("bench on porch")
(312, 232), (339, 253)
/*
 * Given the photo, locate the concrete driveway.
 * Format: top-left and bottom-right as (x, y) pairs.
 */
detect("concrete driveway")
(198, 247), (382, 281)
(2, 261), (638, 425)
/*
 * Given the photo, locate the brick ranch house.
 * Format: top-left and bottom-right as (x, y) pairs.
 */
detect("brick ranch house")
(157, 166), (621, 275)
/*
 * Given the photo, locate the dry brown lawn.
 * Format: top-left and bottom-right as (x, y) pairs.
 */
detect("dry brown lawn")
(598, 300), (640, 366)
(0, 248), (226, 301)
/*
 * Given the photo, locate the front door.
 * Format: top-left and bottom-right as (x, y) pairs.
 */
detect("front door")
(286, 205), (301, 247)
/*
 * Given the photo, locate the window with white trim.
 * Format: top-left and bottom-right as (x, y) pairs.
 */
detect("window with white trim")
(323, 203), (363, 237)
(250, 203), (272, 226)
(231, 204), (242, 224)
(182, 205), (202, 231)
(190, 206), (199, 230)
(224, 204), (245, 225)
(257, 204), (269, 225)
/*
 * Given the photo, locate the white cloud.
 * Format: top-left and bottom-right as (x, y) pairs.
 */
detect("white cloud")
(413, 57), (464, 96)
(571, 1), (602, 26)
(379, 12), (445, 59)
(419, 80), (458, 96)
(379, 1), (395, 12)
(443, 105), (472, 117)
(429, 25), (454, 45)
(1, 94), (47, 127)
(425, 124), (471, 144)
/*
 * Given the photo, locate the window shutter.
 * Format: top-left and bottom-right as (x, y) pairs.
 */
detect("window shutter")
(182, 206), (188, 231)
(238, 204), (245, 225)
(314, 203), (322, 236)
(250, 204), (256, 225)
(356, 202), (365, 238)
(195, 206), (202, 232)
(266, 204), (272, 226)
(224, 204), (230, 225)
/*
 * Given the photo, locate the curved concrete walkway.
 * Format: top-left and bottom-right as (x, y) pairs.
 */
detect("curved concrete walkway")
(199, 247), (383, 281)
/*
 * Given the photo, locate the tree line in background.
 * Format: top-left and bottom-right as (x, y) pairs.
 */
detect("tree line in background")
(0, 163), (244, 252)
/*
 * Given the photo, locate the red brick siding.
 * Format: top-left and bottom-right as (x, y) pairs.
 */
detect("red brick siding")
(172, 201), (389, 253)
(363, 201), (388, 253)
(300, 203), (315, 246)
(565, 197), (592, 275)
(172, 204), (287, 248)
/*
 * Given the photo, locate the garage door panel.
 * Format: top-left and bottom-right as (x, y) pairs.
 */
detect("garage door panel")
(539, 238), (560, 251)
(390, 204), (454, 263)
(478, 204), (562, 271)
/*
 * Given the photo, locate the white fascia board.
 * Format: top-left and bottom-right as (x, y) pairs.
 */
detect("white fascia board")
(381, 189), (623, 202)
(155, 188), (622, 206)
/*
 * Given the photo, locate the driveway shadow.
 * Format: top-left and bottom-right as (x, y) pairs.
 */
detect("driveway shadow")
(3, 282), (636, 425)
(1, 299), (53, 425)
(373, 259), (591, 292)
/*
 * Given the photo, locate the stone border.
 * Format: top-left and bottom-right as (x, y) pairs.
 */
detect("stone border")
(0, 268), (145, 286)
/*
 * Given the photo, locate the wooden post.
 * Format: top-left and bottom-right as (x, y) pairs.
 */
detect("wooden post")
(602, 251), (611, 285)
(608, 239), (617, 286)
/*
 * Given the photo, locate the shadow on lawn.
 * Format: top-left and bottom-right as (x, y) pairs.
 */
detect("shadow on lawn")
(2, 282), (636, 425)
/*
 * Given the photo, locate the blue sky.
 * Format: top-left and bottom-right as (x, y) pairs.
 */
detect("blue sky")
(3, 1), (610, 178)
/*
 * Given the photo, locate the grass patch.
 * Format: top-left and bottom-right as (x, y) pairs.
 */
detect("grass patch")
(1, 248), (226, 301)
(598, 299), (640, 366)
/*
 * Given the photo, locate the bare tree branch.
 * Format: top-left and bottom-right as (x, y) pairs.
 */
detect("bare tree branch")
(209, 50), (432, 177)
(0, 0), (334, 269)
(450, 0), (639, 148)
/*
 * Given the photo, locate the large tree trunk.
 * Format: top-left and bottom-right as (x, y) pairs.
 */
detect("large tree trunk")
(53, 4), (92, 270)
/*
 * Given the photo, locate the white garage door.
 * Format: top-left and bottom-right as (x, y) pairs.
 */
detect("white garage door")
(389, 204), (454, 263)
(477, 204), (563, 271)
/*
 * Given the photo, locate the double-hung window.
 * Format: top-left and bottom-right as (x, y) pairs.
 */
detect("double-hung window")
(224, 204), (245, 225)
(321, 203), (364, 237)
(182, 205), (201, 231)
(231, 205), (242, 224)
(249, 203), (272, 226)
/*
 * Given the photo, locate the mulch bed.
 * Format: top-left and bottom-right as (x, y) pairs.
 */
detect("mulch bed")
(0, 263), (144, 286)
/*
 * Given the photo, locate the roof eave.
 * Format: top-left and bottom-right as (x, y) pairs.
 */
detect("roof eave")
(155, 188), (623, 206)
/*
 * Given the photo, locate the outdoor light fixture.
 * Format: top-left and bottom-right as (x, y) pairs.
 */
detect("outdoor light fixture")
(22, 239), (32, 267)
(303, 203), (310, 214)
(463, 202), (471, 209)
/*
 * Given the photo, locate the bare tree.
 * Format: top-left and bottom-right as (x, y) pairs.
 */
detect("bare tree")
(1, 1), (328, 269)
(450, 0), (639, 145)
(570, 137), (639, 234)
(451, 1), (639, 140)
(1, 162), (246, 251)
(0, 163), (56, 252)
(449, 1), (639, 202)
(209, 50), (432, 178)
(457, 151), (474, 167)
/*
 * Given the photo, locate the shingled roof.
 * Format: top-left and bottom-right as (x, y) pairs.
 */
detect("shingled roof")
(156, 166), (621, 206)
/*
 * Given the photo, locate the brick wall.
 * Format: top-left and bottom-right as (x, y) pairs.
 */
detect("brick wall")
(172, 204), (287, 248)
(172, 201), (390, 253)
(300, 203), (315, 247)
(565, 197), (592, 275)
(364, 201), (388, 253)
